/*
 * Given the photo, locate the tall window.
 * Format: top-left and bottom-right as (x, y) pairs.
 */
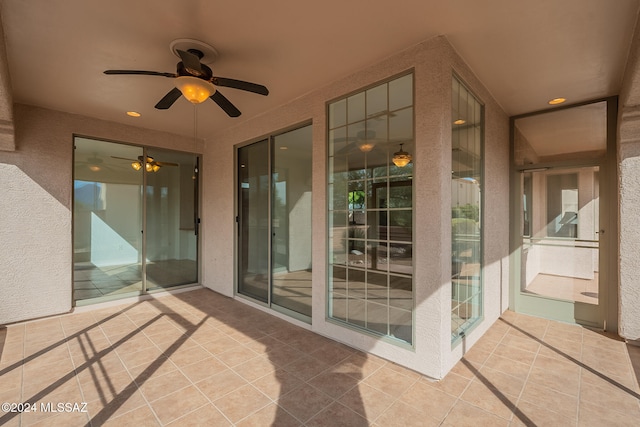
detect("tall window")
(451, 76), (484, 342)
(328, 73), (414, 345)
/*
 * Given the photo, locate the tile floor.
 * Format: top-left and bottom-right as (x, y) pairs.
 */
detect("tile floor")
(1, 288), (639, 426)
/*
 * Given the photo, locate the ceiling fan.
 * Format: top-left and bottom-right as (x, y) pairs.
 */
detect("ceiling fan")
(111, 155), (178, 173)
(104, 48), (269, 117)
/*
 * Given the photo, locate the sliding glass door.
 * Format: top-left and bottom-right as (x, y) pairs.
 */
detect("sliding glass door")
(237, 125), (313, 320)
(145, 148), (199, 290)
(73, 137), (199, 304)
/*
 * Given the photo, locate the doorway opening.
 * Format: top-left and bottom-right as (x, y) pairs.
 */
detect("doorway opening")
(510, 98), (617, 328)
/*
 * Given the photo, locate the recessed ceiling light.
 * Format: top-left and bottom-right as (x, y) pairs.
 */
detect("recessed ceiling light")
(126, 111), (141, 117)
(548, 98), (566, 105)
(453, 119), (466, 125)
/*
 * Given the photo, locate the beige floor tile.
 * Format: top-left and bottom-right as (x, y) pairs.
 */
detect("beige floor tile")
(86, 387), (149, 425)
(510, 400), (576, 427)
(579, 374), (640, 415)
(101, 404), (160, 426)
(460, 380), (517, 420)
(475, 366), (527, 397)
(398, 380), (457, 421)
(519, 380), (578, 420)
(307, 401), (369, 427)
(236, 403), (300, 427)
(166, 344), (212, 367)
(195, 369), (249, 400)
(78, 369), (135, 403)
(263, 344), (306, 368)
(482, 353), (531, 380)
(216, 345), (260, 368)
(213, 384), (272, 423)
(116, 346), (165, 370)
(578, 400), (640, 427)
(375, 400), (440, 427)
(278, 385), (334, 423)
(307, 370), (360, 398)
(491, 341), (537, 365)
(199, 336), (245, 355)
(179, 355), (227, 383)
(282, 354), (331, 381)
(362, 365), (418, 398)
(137, 369), (191, 402)
(251, 369), (304, 401)
(22, 407), (90, 427)
(233, 354), (276, 382)
(441, 400), (509, 427)
(150, 385), (209, 425)
(422, 371), (471, 397)
(331, 353), (385, 380)
(6, 292), (640, 426)
(166, 403), (232, 426)
(339, 382), (393, 421)
(0, 363), (22, 393)
(309, 341), (356, 366)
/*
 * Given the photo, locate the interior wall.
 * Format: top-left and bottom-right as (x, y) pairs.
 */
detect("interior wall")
(202, 35), (510, 378)
(0, 104), (201, 325)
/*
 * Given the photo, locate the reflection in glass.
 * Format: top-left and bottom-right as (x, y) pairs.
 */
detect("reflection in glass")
(145, 148), (198, 290)
(328, 73), (414, 345)
(520, 167), (599, 305)
(451, 76), (484, 342)
(238, 140), (270, 302)
(74, 138), (143, 302)
(271, 126), (313, 318)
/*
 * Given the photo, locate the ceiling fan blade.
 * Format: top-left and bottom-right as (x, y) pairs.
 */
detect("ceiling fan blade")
(111, 156), (137, 161)
(177, 49), (204, 76)
(104, 70), (176, 78)
(210, 91), (241, 117)
(156, 161), (179, 167)
(212, 77), (269, 96)
(155, 87), (182, 110)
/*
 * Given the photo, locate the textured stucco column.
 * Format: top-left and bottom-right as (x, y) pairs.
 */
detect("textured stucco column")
(618, 13), (640, 342)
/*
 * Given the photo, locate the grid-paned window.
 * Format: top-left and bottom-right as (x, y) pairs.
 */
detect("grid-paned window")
(328, 73), (414, 345)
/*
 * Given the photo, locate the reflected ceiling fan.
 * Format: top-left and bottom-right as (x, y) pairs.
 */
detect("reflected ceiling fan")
(111, 155), (178, 173)
(104, 42), (269, 117)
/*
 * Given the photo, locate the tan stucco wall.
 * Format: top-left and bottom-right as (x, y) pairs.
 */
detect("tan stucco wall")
(202, 36), (510, 378)
(0, 104), (201, 325)
(619, 12), (640, 341)
(0, 18), (14, 151)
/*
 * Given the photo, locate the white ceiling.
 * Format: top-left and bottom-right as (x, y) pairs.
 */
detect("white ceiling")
(1, 0), (638, 140)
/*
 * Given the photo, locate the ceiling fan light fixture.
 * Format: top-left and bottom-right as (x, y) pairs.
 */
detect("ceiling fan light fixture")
(392, 143), (412, 167)
(131, 161), (142, 171)
(175, 76), (215, 104)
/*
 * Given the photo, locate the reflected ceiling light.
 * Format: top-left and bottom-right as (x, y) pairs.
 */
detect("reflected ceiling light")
(126, 111), (141, 117)
(88, 165), (101, 172)
(174, 76), (216, 104)
(279, 146), (288, 150)
(357, 141), (375, 152)
(453, 119), (466, 125)
(131, 156), (162, 172)
(548, 97), (566, 105)
(392, 143), (412, 167)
